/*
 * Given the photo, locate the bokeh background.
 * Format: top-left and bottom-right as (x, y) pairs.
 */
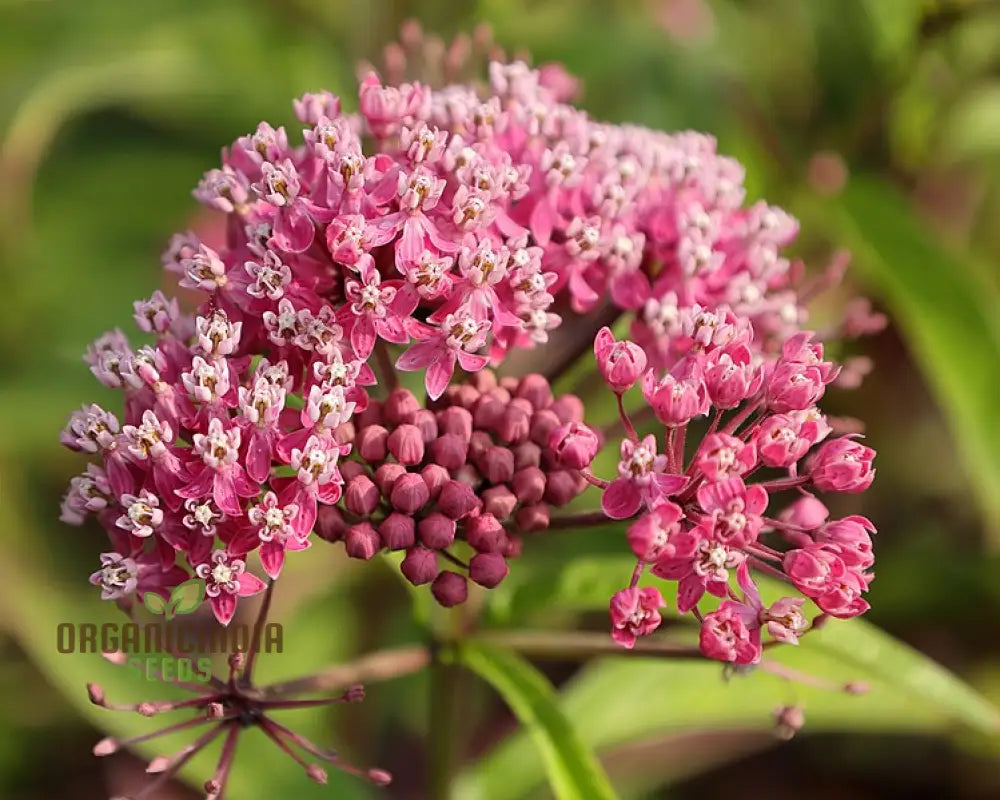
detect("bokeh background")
(2, 0), (1000, 798)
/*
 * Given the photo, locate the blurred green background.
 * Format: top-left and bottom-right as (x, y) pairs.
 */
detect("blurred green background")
(2, 0), (1000, 798)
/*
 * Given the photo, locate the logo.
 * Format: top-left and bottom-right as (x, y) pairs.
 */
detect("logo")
(143, 579), (205, 620)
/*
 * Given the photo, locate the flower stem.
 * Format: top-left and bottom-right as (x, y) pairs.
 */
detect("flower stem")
(373, 340), (399, 394)
(475, 630), (703, 660)
(428, 656), (459, 800)
(260, 645), (431, 697)
(242, 578), (275, 687)
(546, 510), (617, 530)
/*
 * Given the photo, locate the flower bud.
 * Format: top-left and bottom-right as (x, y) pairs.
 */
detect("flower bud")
(514, 441), (541, 469)
(512, 466), (546, 504)
(482, 485), (518, 519)
(374, 463), (406, 495)
(384, 388), (420, 426)
(514, 373), (553, 410)
(548, 422), (599, 469)
(357, 424), (389, 462)
(436, 406), (473, 440)
(478, 445), (515, 484)
(469, 552), (509, 588)
(529, 409), (561, 446)
(550, 394), (584, 423)
(430, 433), (468, 470)
(594, 326), (647, 393)
(465, 513), (506, 553)
(473, 396), (505, 432)
(390, 472), (431, 514)
(355, 399), (383, 428)
(431, 570), (468, 606)
(379, 513), (416, 550)
(315, 505), (346, 542)
(388, 424), (425, 465)
(544, 470), (581, 507)
(344, 522), (381, 560)
(437, 480), (481, 519)
(339, 460), (365, 481)
(515, 503), (550, 532)
(410, 409), (438, 443)
(447, 384), (480, 410)
(497, 400), (532, 444)
(344, 475), (380, 516)
(420, 463), (449, 499)
(780, 495), (829, 530)
(400, 547), (438, 585)
(418, 513), (456, 549)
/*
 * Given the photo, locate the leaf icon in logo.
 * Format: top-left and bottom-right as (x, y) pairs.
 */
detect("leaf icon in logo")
(169, 579), (206, 617)
(143, 592), (168, 616)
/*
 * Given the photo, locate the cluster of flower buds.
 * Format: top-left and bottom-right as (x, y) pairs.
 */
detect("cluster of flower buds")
(316, 373), (593, 605)
(590, 326), (876, 664)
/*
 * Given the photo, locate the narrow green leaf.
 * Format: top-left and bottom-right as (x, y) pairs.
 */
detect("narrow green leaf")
(452, 642), (617, 800)
(460, 611), (999, 799)
(815, 177), (1000, 543)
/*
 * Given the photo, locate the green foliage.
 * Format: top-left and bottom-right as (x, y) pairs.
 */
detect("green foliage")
(452, 642), (617, 800)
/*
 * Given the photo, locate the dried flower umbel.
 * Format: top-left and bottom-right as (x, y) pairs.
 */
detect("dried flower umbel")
(60, 23), (881, 797)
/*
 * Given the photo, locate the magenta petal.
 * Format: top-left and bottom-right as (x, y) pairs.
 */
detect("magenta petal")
(677, 575), (705, 613)
(651, 472), (688, 497)
(213, 472), (242, 517)
(246, 431), (272, 484)
(211, 593), (238, 626)
(176, 466), (214, 500)
(105, 457), (135, 497)
(601, 478), (642, 520)
(294, 494), (318, 537)
(456, 351), (488, 372)
(237, 571), (267, 596)
(232, 464), (260, 498)
(529, 199), (554, 246)
(425, 356), (455, 400)
(351, 315), (377, 360)
(396, 341), (441, 371)
(259, 541), (285, 579)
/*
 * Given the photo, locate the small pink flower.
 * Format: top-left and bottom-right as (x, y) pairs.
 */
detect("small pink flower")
(695, 477), (768, 548)
(116, 490), (164, 539)
(601, 435), (687, 519)
(816, 515), (876, 568)
(641, 359), (709, 427)
(783, 544), (872, 619)
(626, 502), (695, 562)
(593, 326), (647, 393)
(247, 492), (306, 579)
(548, 422), (600, 469)
(194, 550), (267, 626)
(695, 433), (757, 481)
(703, 342), (762, 409)
(809, 436), (876, 493)
(699, 604), (761, 665)
(179, 418), (258, 517)
(610, 586), (666, 649)
(396, 309), (491, 400)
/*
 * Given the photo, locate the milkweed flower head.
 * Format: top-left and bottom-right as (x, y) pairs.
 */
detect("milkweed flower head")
(60, 22), (883, 795)
(589, 323), (876, 665)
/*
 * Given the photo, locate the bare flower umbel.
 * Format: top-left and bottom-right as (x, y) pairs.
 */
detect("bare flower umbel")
(88, 590), (391, 799)
(60, 21), (884, 796)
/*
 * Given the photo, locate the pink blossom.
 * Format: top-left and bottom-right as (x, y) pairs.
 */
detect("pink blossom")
(194, 550), (267, 626)
(695, 477), (768, 548)
(593, 326), (647, 393)
(626, 502), (695, 562)
(641, 359), (709, 427)
(601, 435), (688, 519)
(783, 544), (872, 619)
(548, 422), (600, 470)
(179, 418), (258, 517)
(695, 433), (757, 481)
(396, 309), (491, 400)
(809, 435), (876, 493)
(610, 586), (666, 648)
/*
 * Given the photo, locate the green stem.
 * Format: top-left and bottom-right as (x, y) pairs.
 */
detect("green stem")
(428, 654), (459, 800)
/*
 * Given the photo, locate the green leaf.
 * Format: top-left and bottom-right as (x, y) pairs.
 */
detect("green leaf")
(815, 177), (1000, 543)
(170, 579), (206, 616)
(459, 610), (1000, 799)
(143, 592), (167, 617)
(452, 642), (617, 800)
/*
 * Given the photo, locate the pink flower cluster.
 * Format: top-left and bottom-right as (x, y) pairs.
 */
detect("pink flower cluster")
(592, 327), (876, 663)
(314, 374), (593, 605)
